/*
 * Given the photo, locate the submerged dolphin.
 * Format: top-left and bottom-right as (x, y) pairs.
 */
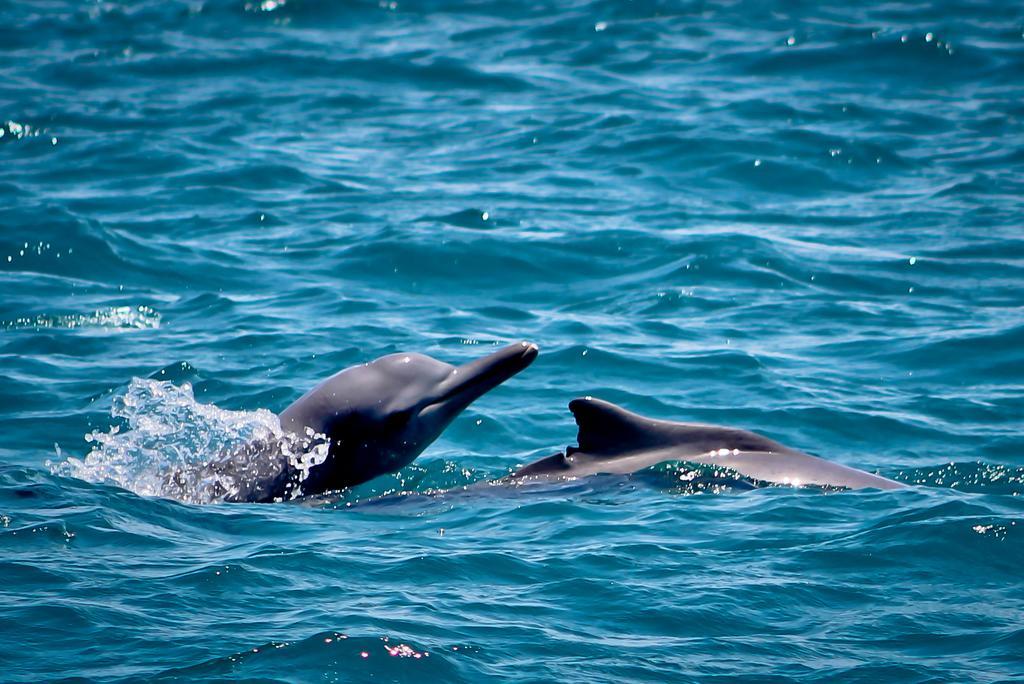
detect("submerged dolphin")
(508, 397), (905, 490)
(208, 342), (538, 502)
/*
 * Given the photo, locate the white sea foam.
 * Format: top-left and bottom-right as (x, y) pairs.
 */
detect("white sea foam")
(51, 379), (327, 504)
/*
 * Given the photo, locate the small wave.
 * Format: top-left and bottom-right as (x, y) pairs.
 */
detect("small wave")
(419, 208), (498, 229)
(153, 632), (454, 681)
(50, 379), (327, 504)
(1, 305), (160, 331)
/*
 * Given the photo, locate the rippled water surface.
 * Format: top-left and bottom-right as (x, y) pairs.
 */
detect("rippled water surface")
(3, 0), (1023, 681)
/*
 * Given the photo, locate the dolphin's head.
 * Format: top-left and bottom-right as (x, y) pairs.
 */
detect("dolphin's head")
(280, 341), (538, 494)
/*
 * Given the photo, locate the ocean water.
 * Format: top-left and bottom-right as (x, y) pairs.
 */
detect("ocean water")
(2, 0), (1024, 680)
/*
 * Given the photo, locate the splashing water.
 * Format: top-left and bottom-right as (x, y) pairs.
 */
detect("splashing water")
(51, 379), (328, 504)
(2, 305), (161, 331)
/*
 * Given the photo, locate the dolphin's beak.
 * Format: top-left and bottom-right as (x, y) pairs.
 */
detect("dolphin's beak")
(427, 341), (538, 417)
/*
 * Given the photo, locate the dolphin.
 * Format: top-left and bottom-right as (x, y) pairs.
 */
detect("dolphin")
(507, 397), (905, 490)
(205, 341), (538, 502)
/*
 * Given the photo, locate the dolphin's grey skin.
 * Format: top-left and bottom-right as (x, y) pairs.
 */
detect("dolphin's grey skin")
(507, 397), (905, 490)
(216, 342), (538, 502)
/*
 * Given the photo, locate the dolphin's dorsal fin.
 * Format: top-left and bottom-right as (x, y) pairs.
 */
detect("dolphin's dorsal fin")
(569, 397), (670, 455)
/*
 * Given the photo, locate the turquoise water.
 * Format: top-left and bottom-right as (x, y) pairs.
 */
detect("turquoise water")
(3, 0), (1024, 680)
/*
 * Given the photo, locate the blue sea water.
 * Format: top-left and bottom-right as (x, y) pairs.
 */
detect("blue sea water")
(2, 0), (1024, 680)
